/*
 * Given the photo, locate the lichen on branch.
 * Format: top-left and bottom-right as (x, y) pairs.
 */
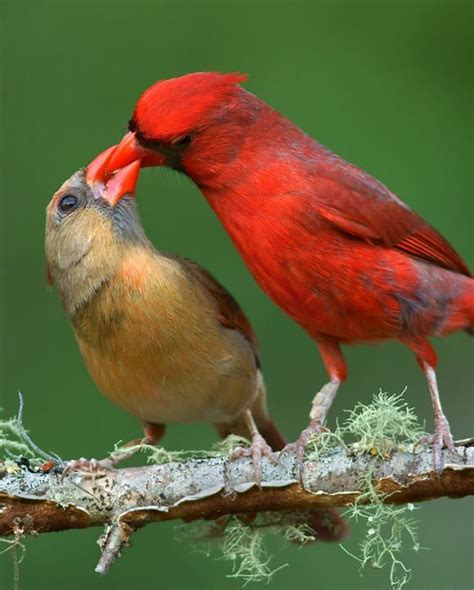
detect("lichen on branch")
(0, 392), (473, 589)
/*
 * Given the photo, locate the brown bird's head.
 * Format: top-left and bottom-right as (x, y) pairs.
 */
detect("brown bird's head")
(45, 152), (144, 315)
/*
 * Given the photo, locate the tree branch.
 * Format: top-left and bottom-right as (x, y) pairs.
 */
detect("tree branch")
(0, 441), (473, 573)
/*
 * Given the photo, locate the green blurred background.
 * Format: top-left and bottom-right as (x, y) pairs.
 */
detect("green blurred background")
(1, 1), (473, 588)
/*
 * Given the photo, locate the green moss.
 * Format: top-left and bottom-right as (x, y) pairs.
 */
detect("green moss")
(321, 389), (425, 590)
(212, 434), (251, 456)
(0, 417), (31, 460)
(306, 427), (347, 461)
(307, 390), (426, 463)
(342, 390), (426, 457)
(289, 390), (425, 589)
(0, 393), (61, 464)
(178, 513), (314, 584)
(341, 470), (421, 590)
(111, 434), (251, 466)
(221, 517), (283, 584)
(1, 528), (26, 590)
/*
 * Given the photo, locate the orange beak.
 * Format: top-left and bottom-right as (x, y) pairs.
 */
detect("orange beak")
(86, 146), (141, 207)
(85, 145), (117, 185)
(106, 131), (167, 172)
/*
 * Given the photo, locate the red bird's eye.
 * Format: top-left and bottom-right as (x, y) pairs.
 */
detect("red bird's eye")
(173, 134), (192, 148)
(58, 194), (78, 213)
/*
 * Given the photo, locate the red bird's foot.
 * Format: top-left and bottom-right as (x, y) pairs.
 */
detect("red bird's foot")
(283, 420), (328, 483)
(231, 433), (278, 488)
(417, 416), (458, 472)
(431, 415), (457, 472)
(420, 363), (460, 472)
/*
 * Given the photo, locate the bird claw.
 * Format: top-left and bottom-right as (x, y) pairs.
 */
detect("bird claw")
(432, 415), (458, 473)
(282, 420), (328, 483)
(61, 457), (115, 481)
(231, 434), (278, 488)
(60, 438), (149, 481)
(417, 415), (458, 473)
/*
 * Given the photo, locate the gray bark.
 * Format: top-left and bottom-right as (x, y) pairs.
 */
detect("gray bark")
(0, 442), (472, 574)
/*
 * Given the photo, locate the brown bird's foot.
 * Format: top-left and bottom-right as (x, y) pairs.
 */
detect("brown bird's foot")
(230, 409), (279, 487)
(231, 432), (277, 488)
(61, 456), (116, 480)
(283, 420), (328, 483)
(61, 441), (144, 480)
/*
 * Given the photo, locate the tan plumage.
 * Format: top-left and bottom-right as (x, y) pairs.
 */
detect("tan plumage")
(44, 167), (346, 541)
(45, 169), (274, 443)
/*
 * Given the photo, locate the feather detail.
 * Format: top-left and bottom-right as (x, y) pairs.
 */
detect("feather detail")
(306, 172), (471, 277)
(180, 258), (261, 368)
(395, 226), (471, 277)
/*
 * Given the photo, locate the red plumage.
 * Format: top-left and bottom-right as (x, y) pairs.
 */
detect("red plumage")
(104, 72), (474, 468)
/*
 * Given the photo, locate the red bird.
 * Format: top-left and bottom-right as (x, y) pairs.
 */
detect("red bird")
(97, 72), (473, 469)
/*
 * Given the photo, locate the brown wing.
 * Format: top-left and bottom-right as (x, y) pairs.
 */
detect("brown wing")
(179, 258), (261, 368)
(306, 162), (471, 277)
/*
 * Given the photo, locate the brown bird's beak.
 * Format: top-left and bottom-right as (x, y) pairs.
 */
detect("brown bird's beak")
(86, 146), (141, 207)
(106, 131), (167, 172)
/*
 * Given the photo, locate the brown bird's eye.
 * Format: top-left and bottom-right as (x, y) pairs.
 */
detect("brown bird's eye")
(58, 194), (78, 213)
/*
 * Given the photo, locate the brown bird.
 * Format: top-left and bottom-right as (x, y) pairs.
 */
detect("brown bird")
(44, 151), (347, 541)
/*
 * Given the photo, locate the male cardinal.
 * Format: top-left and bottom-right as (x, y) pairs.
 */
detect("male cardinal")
(96, 72), (473, 469)
(44, 153), (346, 541)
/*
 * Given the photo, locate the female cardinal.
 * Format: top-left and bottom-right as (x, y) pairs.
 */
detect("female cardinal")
(97, 72), (473, 469)
(44, 152), (347, 541)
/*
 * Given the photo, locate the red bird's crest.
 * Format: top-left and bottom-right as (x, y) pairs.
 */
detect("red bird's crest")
(132, 72), (248, 142)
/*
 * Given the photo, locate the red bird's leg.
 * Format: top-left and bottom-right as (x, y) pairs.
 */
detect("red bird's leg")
(423, 363), (456, 470)
(286, 340), (347, 480)
(309, 379), (342, 425)
(403, 337), (457, 470)
(62, 422), (165, 478)
(231, 409), (277, 487)
(287, 379), (341, 478)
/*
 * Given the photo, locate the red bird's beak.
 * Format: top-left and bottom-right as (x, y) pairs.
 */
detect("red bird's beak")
(106, 131), (167, 172)
(86, 146), (141, 207)
(85, 145), (117, 185)
(101, 160), (141, 206)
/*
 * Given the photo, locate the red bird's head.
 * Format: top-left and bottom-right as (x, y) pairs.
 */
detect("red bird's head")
(104, 72), (255, 181)
(132, 72), (248, 143)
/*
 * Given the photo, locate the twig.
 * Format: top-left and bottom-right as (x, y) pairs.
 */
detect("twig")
(95, 521), (134, 575)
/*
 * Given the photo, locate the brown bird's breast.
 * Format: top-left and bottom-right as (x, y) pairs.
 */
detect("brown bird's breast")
(71, 248), (258, 425)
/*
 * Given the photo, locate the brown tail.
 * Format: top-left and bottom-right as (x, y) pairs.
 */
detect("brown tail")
(214, 379), (347, 543)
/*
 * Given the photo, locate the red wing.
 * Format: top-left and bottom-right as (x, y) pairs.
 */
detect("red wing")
(395, 226), (471, 277)
(308, 164), (471, 277)
(179, 258), (261, 367)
